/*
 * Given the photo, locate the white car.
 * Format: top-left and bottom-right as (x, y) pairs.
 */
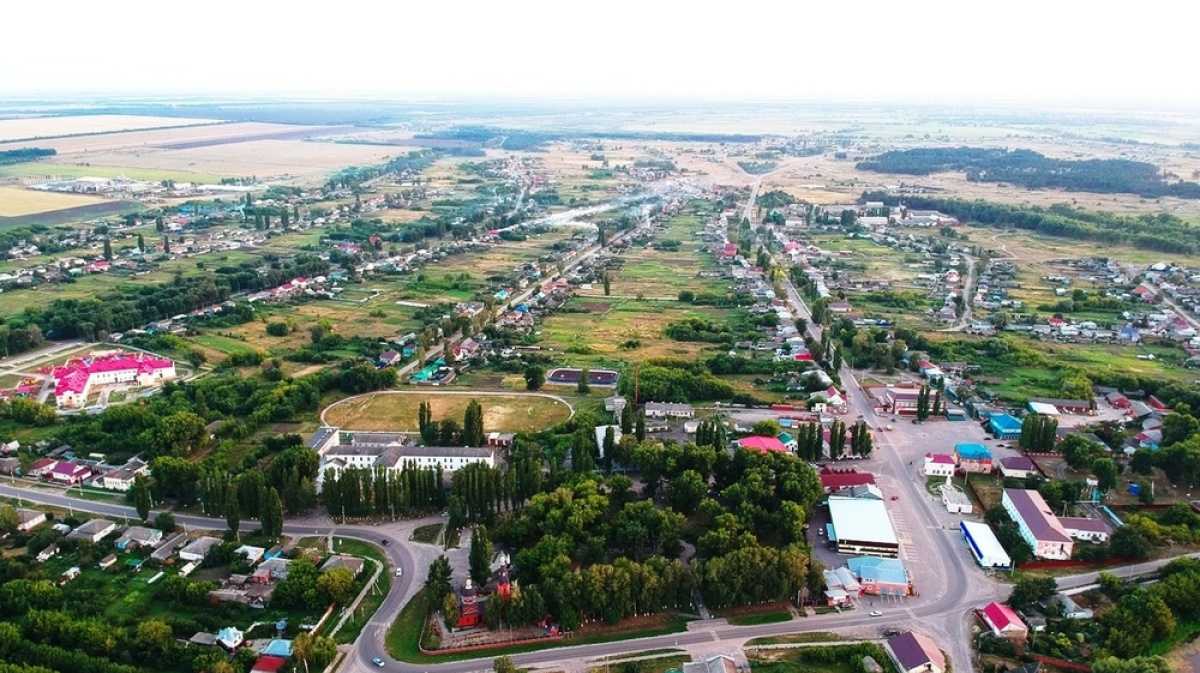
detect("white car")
(869, 610), (883, 617)
(395, 567), (403, 577)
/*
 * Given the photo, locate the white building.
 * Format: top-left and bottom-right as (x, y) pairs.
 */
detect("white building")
(923, 453), (955, 478)
(67, 519), (117, 543)
(960, 521), (1012, 569)
(644, 402), (695, 418)
(179, 537), (222, 562)
(100, 457), (149, 491)
(940, 485), (973, 514)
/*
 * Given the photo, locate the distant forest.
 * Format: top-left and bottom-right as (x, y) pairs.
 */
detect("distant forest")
(857, 147), (1200, 199)
(0, 147), (55, 165)
(422, 126), (762, 151)
(861, 191), (1200, 255)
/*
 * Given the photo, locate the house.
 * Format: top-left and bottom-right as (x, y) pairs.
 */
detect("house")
(961, 521), (1012, 569)
(681, 655), (738, 673)
(486, 432), (514, 448)
(818, 467), (877, 493)
(36, 543), (59, 563)
(846, 556), (911, 596)
(988, 414), (1023, 440)
(320, 554), (366, 576)
(68, 518), (117, 543)
(1002, 489), (1073, 560)
(998, 456), (1037, 479)
(16, 508), (46, 532)
(980, 601), (1029, 639)
(98, 553), (118, 570)
(48, 460), (93, 485)
(100, 457), (149, 491)
(923, 453), (955, 477)
(216, 626), (245, 651)
(115, 526), (163, 550)
(261, 640), (293, 658)
(604, 396), (627, 417)
(251, 656), (288, 673)
(885, 632), (945, 673)
(27, 457), (58, 477)
(822, 566), (862, 606)
(954, 443), (993, 474)
(377, 350), (401, 367)
(777, 432), (798, 452)
(940, 486), (973, 514)
(737, 436), (787, 454)
(235, 545), (266, 565)
(251, 557), (291, 583)
(644, 402), (695, 418)
(1044, 593), (1094, 620)
(1059, 517), (1110, 542)
(1106, 391), (1131, 409)
(0, 457), (20, 474)
(61, 566), (82, 583)
(179, 536), (222, 562)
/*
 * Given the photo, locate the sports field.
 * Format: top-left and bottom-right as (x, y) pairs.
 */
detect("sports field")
(323, 392), (573, 433)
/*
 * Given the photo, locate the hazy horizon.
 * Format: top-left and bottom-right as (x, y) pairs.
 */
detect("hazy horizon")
(4, 0), (1197, 109)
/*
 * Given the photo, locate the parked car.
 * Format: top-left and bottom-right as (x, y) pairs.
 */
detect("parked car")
(373, 658), (385, 667)
(870, 610), (883, 617)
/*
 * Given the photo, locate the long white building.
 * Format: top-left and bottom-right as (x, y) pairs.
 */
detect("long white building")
(311, 427), (498, 490)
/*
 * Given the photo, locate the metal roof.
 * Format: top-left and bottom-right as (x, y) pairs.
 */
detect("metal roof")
(828, 497), (898, 545)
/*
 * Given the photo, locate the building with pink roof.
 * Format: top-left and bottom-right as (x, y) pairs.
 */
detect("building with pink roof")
(53, 352), (176, 409)
(737, 436), (787, 454)
(980, 601), (1028, 638)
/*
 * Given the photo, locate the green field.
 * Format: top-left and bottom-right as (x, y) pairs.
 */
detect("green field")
(323, 392), (573, 433)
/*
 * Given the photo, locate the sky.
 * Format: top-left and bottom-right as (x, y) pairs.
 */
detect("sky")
(2, 0), (1196, 106)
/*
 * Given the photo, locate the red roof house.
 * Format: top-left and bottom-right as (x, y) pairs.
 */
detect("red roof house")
(49, 461), (92, 484)
(251, 656), (288, 673)
(818, 467), (877, 493)
(737, 436), (787, 454)
(28, 457), (58, 478)
(981, 601), (1028, 638)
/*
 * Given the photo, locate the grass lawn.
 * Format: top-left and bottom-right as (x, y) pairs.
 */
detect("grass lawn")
(323, 392), (572, 433)
(749, 643), (899, 673)
(386, 590), (691, 664)
(746, 633), (845, 646)
(411, 523), (444, 545)
(714, 601), (794, 626)
(727, 612), (793, 626)
(590, 655), (690, 673)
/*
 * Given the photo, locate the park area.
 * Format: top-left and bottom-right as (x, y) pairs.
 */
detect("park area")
(322, 392), (572, 432)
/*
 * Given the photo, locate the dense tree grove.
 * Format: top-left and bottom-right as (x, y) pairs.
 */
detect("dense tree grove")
(1020, 414), (1058, 452)
(322, 464), (445, 519)
(858, 147), (1200, 199)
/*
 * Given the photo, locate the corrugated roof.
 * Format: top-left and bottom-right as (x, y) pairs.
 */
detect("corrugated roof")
(828, 497), (898, 546)
(1004, 489), (1071, 543)
(847, 556), (908, 584)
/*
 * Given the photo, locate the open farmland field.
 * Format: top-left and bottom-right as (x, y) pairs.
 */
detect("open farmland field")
(1, 121), (312, 153)
(0, 114), (224, 143)
(68, 138), (397, 181)
(539, 296), (732, 366)
(0, 185), (108, 217)
(323, 391), (572, 432)
(0, 162), (228, 185)
(437, 234), (574, 279)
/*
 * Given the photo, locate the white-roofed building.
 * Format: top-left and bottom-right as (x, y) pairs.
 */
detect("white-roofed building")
(960, 521), (1011, 569)
(826, 496), (899, 557)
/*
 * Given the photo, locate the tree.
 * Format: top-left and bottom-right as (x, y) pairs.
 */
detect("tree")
(103, 238), (113, 261)
(931, 388), (942, 417)
(1110, 525), (1150, 560)
(1092, 657), (1171, 673)
(577, 368), (590, 394)
(443, 591), (460, 628)
(225, 484), (240, 535)
(1162, 413), (1200, 447)
(261, 487), (284, 538)
(130, 473), (152, 521)
(162, 237), (170, 254)
(425, 556), (453, 605)
(0, 504), (18, 535)
(317, 566), (356, 605)
(678, 290), (695, 303)
(669, 470), (706, 515)
(136, 233), (145, 252)
(153, 511), (176, 532)
(603, 273), (612, 296)
(155, 215), (164, 233)
(524, 365), (545, 391)
(1008, 575), (1057, 611)
(419, 401), (437, 445)
(494, 656), (518, 673)
(1060, 433), (1103, 469)
(1131, 448), (1155, 476)
(635, 412), (646, 442)
(136, 619), (173, 657)
(469, 526), (494, 587)
(463, 400), (485, 447)
(915, 385), (930, 421)
(750, 419), (781, 437)
(1092, 457), (1119, 495)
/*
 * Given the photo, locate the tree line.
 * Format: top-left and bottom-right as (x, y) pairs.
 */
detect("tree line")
(857, 147), (1200, 199)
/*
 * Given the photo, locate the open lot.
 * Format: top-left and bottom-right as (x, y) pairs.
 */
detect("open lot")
(0, 114), (224, 143)
(539, 296), (732, 366)
(322, 391), (572, 432)
(0, 185), (108, 217)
